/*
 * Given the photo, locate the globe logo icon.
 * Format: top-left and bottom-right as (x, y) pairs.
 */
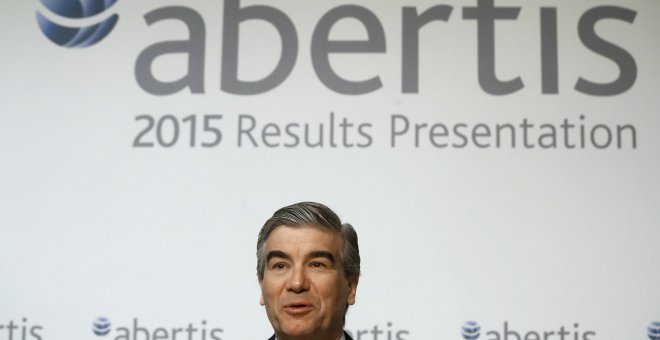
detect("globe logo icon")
(92, 317), (111, 336)
(649, 321), (660, 340)
(36, 0), (119, 48)
(462, 321), (481, 340)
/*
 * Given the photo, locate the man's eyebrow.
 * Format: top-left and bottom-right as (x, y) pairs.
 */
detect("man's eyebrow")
(308, 251), (336, 265)
(266, 250), (290, 262)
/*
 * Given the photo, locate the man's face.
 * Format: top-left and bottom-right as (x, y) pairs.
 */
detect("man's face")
(259, 225), (358, 339)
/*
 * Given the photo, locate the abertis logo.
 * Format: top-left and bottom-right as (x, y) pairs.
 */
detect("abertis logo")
(36, 0), (119, 47)
(92, 317), (111, 336)
(649, 322), (660, 340)
(461, 321), (596, 340)
(462, 321), (481, 340)
(88, 317), (223, 340)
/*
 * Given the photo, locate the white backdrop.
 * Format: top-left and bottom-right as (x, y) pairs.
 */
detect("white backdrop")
(1, 1), (659, 339)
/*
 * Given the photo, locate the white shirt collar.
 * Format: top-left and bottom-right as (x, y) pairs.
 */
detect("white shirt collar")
(275, 334), (345, 340)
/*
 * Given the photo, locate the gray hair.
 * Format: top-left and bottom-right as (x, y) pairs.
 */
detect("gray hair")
(256, 202), (360, 282)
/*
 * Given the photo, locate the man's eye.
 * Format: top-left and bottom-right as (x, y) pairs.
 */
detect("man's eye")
(273, 263), (287, 270)
(310, 262), (326, 268)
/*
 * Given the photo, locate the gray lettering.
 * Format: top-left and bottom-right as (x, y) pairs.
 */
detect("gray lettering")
(135, 7), (205, 95)
(538, 124), (557, 148)
(541, 8), (558, 94)
(222, 0), (298, 94)
(520, 118), (534, 148)
(543, 331), (555, 340)
(172, 328), (183, 340)
(210, 329), (223, 340)
(414, 123), (427, 147)
(186, 323), (197, 340)
(525, 332), (541, 340)
(582, 331), (596, 340)
(304, 124), (324, 147)
(284, 123), (300, 147)
(391, 114), (409, 147)
(452, 123), (468, 148)
(429, 123), (449, 147)
(504, 322), (521, 340)
(357, 123), (373, 147)
(463, 0), (522, 95)
(262, 123), (281, 147)
(486, 330), (501, 340)
(560, 119), (576, 149)
(472, 123), (491, 147)
(339, 117), (354, 147)
(115, 327), (129, 340)
(312, 5), (386, 94)
(371, 325), (384, 338)
(617, 124), (636, 148)
(590, 124), (612, 149)
(133, 319), (149, 340)
(401, 5), (453, 93)
(153, 328), (168, 340)
(238, 114), (258, 147)
(576, 6), (637, 95)
(495, 123), (515, 147)
(31, 326), (43, 340)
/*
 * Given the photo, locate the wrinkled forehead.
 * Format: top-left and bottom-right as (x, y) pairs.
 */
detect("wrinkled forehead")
(264, 224), (344, 255)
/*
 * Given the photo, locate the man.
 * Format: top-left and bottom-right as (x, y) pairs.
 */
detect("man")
(256, 202), (360, 340)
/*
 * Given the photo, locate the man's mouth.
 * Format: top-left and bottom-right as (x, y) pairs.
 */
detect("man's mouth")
(283, 302), (314, 315)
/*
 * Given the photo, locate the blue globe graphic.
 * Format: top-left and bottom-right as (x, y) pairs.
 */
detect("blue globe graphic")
(92, 317), (111, 336)
(649, 321), (660, 340)
(462, 321), (481, 340)
(36, 0), (119, 48)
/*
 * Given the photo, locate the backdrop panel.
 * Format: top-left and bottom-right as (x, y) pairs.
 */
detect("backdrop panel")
(1, 1), (658, 339)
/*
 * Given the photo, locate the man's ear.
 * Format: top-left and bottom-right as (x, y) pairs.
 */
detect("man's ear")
(347, 276), (359, 305)
(259, 279), (265, 305)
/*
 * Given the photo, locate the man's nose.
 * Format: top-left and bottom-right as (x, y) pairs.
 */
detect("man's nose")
(286, 265), (309, 293)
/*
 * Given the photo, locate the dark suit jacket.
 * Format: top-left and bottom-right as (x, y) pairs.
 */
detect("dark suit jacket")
(268, 331), (353, 340)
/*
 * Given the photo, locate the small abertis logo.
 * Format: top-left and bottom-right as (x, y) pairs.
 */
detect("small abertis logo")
(36, 0), (119, 48)
(89, 317), (223, 340)
(462, 321), (596, 340)
(648, 321), (660, 340)
(463, 321), (481, 340)
(92, 317), (111, 336)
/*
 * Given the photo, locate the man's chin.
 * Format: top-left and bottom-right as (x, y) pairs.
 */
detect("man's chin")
(277, 321), (319, 338)
(281, 324), (314, 335)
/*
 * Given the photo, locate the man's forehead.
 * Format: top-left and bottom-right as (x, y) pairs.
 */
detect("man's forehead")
(264, 224), (343, 251)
